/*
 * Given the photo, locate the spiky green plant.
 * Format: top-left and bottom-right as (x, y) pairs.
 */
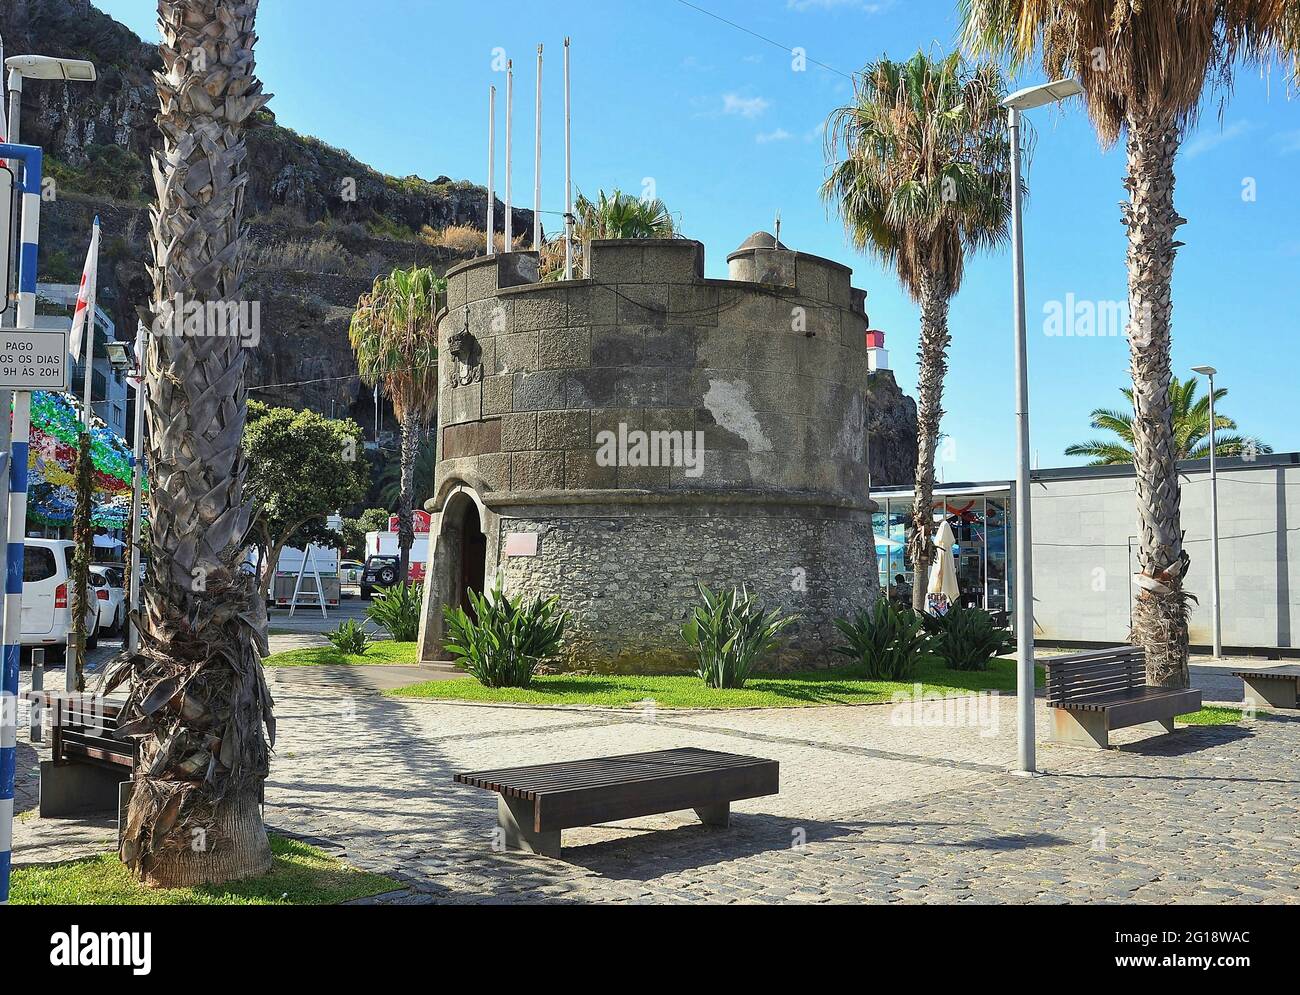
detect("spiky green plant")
(366, 582), (423, 642)
(833, 599), (929, 680)
(681, 584), (798, 690)
(442, 583), (567, 688)
(920, 606), (1013, 672)
(325, 619), (371, 655)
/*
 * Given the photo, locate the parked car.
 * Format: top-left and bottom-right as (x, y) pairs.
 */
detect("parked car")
(89, 564), (126, 634)
(339, 558), (363, 597)
(360, 554), (401, 598)
(21, 539), (100, 662)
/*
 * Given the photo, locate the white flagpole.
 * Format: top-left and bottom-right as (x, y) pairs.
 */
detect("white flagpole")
(80, 216), (100, 428)
(534, 44), (542, 252)
(486, 84), (496, 256)
(504, 60), (513, 250)
(563, 37), (573, 280)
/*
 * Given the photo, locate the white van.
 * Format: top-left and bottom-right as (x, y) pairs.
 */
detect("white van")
(22, 538), (101, 661)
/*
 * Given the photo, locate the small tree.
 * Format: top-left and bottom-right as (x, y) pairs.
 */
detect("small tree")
(244, 401), (369, 597)
(341, 507), (391, 560)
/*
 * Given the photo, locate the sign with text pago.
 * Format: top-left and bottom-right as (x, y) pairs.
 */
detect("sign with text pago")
(0, 328), (68, 390)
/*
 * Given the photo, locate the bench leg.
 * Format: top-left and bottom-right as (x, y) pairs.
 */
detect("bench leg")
(694, 802), (730, 827)
(1049, 708), (1109, 749)
(497, 795), (561, 858)
(1242, 675), (1298, 709)
(39, 760), (128, 818)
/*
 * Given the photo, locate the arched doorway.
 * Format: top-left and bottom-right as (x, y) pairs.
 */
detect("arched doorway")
(456, 497), (486, 617)
(418, 484), (490, 662)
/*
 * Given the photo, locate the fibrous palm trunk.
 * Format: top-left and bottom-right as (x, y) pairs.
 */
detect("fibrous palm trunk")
(396, 409), (420, 582)
(909, 268), (951, 613)
(105, 0), (275, 887)
(70, 433), (94, 691)
(1123, 111), (1191, 688)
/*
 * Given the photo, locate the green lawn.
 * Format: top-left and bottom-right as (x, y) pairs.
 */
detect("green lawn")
(1177, 705), (1252, 726)
(386, 656), (1041, 708)
(10, 835), (401, 906)
(263, 639), (418, 667)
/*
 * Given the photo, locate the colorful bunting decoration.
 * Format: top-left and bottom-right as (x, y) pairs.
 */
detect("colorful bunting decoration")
(25, 390), (146, 529)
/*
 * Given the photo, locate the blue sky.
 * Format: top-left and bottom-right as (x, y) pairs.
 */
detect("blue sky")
(97, 0), (1298, 481)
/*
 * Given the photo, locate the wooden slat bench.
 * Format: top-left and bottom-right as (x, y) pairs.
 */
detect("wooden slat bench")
(1045, 646), (1201, 749)
(23, 692), (137, 818)
(455, 747), (779, 858)
(1233, 667), (1300, 709)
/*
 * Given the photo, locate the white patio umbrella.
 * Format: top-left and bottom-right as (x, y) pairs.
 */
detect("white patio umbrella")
(927, 520), (960, 604)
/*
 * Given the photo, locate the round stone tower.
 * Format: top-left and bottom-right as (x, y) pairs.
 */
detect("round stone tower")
(416, 236), (881, 672)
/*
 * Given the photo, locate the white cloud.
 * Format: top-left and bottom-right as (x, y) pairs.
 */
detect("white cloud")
(1183, 120), (1254, 158)
(723, 93), (770, 118)
(756, 128), (793, 144)
(1275, 130), (1300, 154)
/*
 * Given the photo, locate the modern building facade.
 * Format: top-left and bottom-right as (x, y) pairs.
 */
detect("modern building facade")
(416, 235), (882, 672)
(872, 452), (1300, 655)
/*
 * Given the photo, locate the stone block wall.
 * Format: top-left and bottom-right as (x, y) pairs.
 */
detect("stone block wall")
(423, 238), (882, 672)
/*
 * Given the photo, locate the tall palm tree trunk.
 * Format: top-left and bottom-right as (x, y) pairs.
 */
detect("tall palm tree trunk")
(396, 410), (420, 582)
(909, 268), (951, 612)
(111, 0), (275, 887)
(1123, 111), (1191, 688)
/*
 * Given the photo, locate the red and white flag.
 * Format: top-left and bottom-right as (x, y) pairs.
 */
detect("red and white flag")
(68, 217), (101, 366)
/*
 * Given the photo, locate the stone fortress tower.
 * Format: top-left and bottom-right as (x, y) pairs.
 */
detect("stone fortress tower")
(415, 234), (882, 672)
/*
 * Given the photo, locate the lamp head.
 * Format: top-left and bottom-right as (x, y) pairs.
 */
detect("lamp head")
(1191, 365), (1217, 377)
(1002, 78), (1083, 111)
(5, 55), (96, 82)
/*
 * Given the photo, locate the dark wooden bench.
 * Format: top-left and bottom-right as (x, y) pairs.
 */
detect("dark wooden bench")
(23, 692), (137, 818)
(455, 747), (779, 858)
(1046, 646), (1201, 749)
(1233, 667), (1300, 709)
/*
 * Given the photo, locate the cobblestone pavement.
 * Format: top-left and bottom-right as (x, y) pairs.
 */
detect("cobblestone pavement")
(13, 662), (1300, 904)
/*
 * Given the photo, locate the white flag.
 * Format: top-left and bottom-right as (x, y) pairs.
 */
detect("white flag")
(68, 217), (101, 367)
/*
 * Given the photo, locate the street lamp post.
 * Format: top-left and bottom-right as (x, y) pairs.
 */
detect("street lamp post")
(1002, 78), (1084, 776)
(1192, 364), (1222, 659)
(107, 335), (145, 653)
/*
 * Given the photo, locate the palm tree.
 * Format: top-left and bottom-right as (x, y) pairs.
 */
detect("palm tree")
(350, 266), (443, 581)
(962, 1), (1298, 687)
(541, 188), (676, 278)
(1067, 379), (1272, 465)
(105, 0), (275, 886)
(378, 439), (436, 510)
(823, 51), (1014, 611)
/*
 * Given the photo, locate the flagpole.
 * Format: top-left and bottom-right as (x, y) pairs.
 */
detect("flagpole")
(80, 217), (100, 428)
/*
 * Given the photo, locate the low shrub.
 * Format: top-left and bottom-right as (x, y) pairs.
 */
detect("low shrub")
(366, 582), (423, 641)
(442, 584), (567, 688)
(833, 599), (929, 680)
(921, 606), (1015, 671)
(325, 619), (370, 655)
(681, 583), (798, 690)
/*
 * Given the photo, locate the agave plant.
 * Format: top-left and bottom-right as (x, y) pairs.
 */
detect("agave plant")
(366, 582), (423, 642)
(834, 599), (929, 681)
(681, 583), (798, 690)
(325, 619), (371, 656)
(920, 606), (1013, 672)
(442, 583), (567, 688)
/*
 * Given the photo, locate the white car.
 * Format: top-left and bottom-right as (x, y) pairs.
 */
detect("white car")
(89, 564), (127, 634)
(21, 538), (101, 661)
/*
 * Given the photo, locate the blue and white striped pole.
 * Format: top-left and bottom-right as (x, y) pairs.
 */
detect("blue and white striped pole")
(1, 140), (43, 905)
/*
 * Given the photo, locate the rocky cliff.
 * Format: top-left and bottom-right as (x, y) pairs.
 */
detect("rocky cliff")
(1, 0), (532, 430)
